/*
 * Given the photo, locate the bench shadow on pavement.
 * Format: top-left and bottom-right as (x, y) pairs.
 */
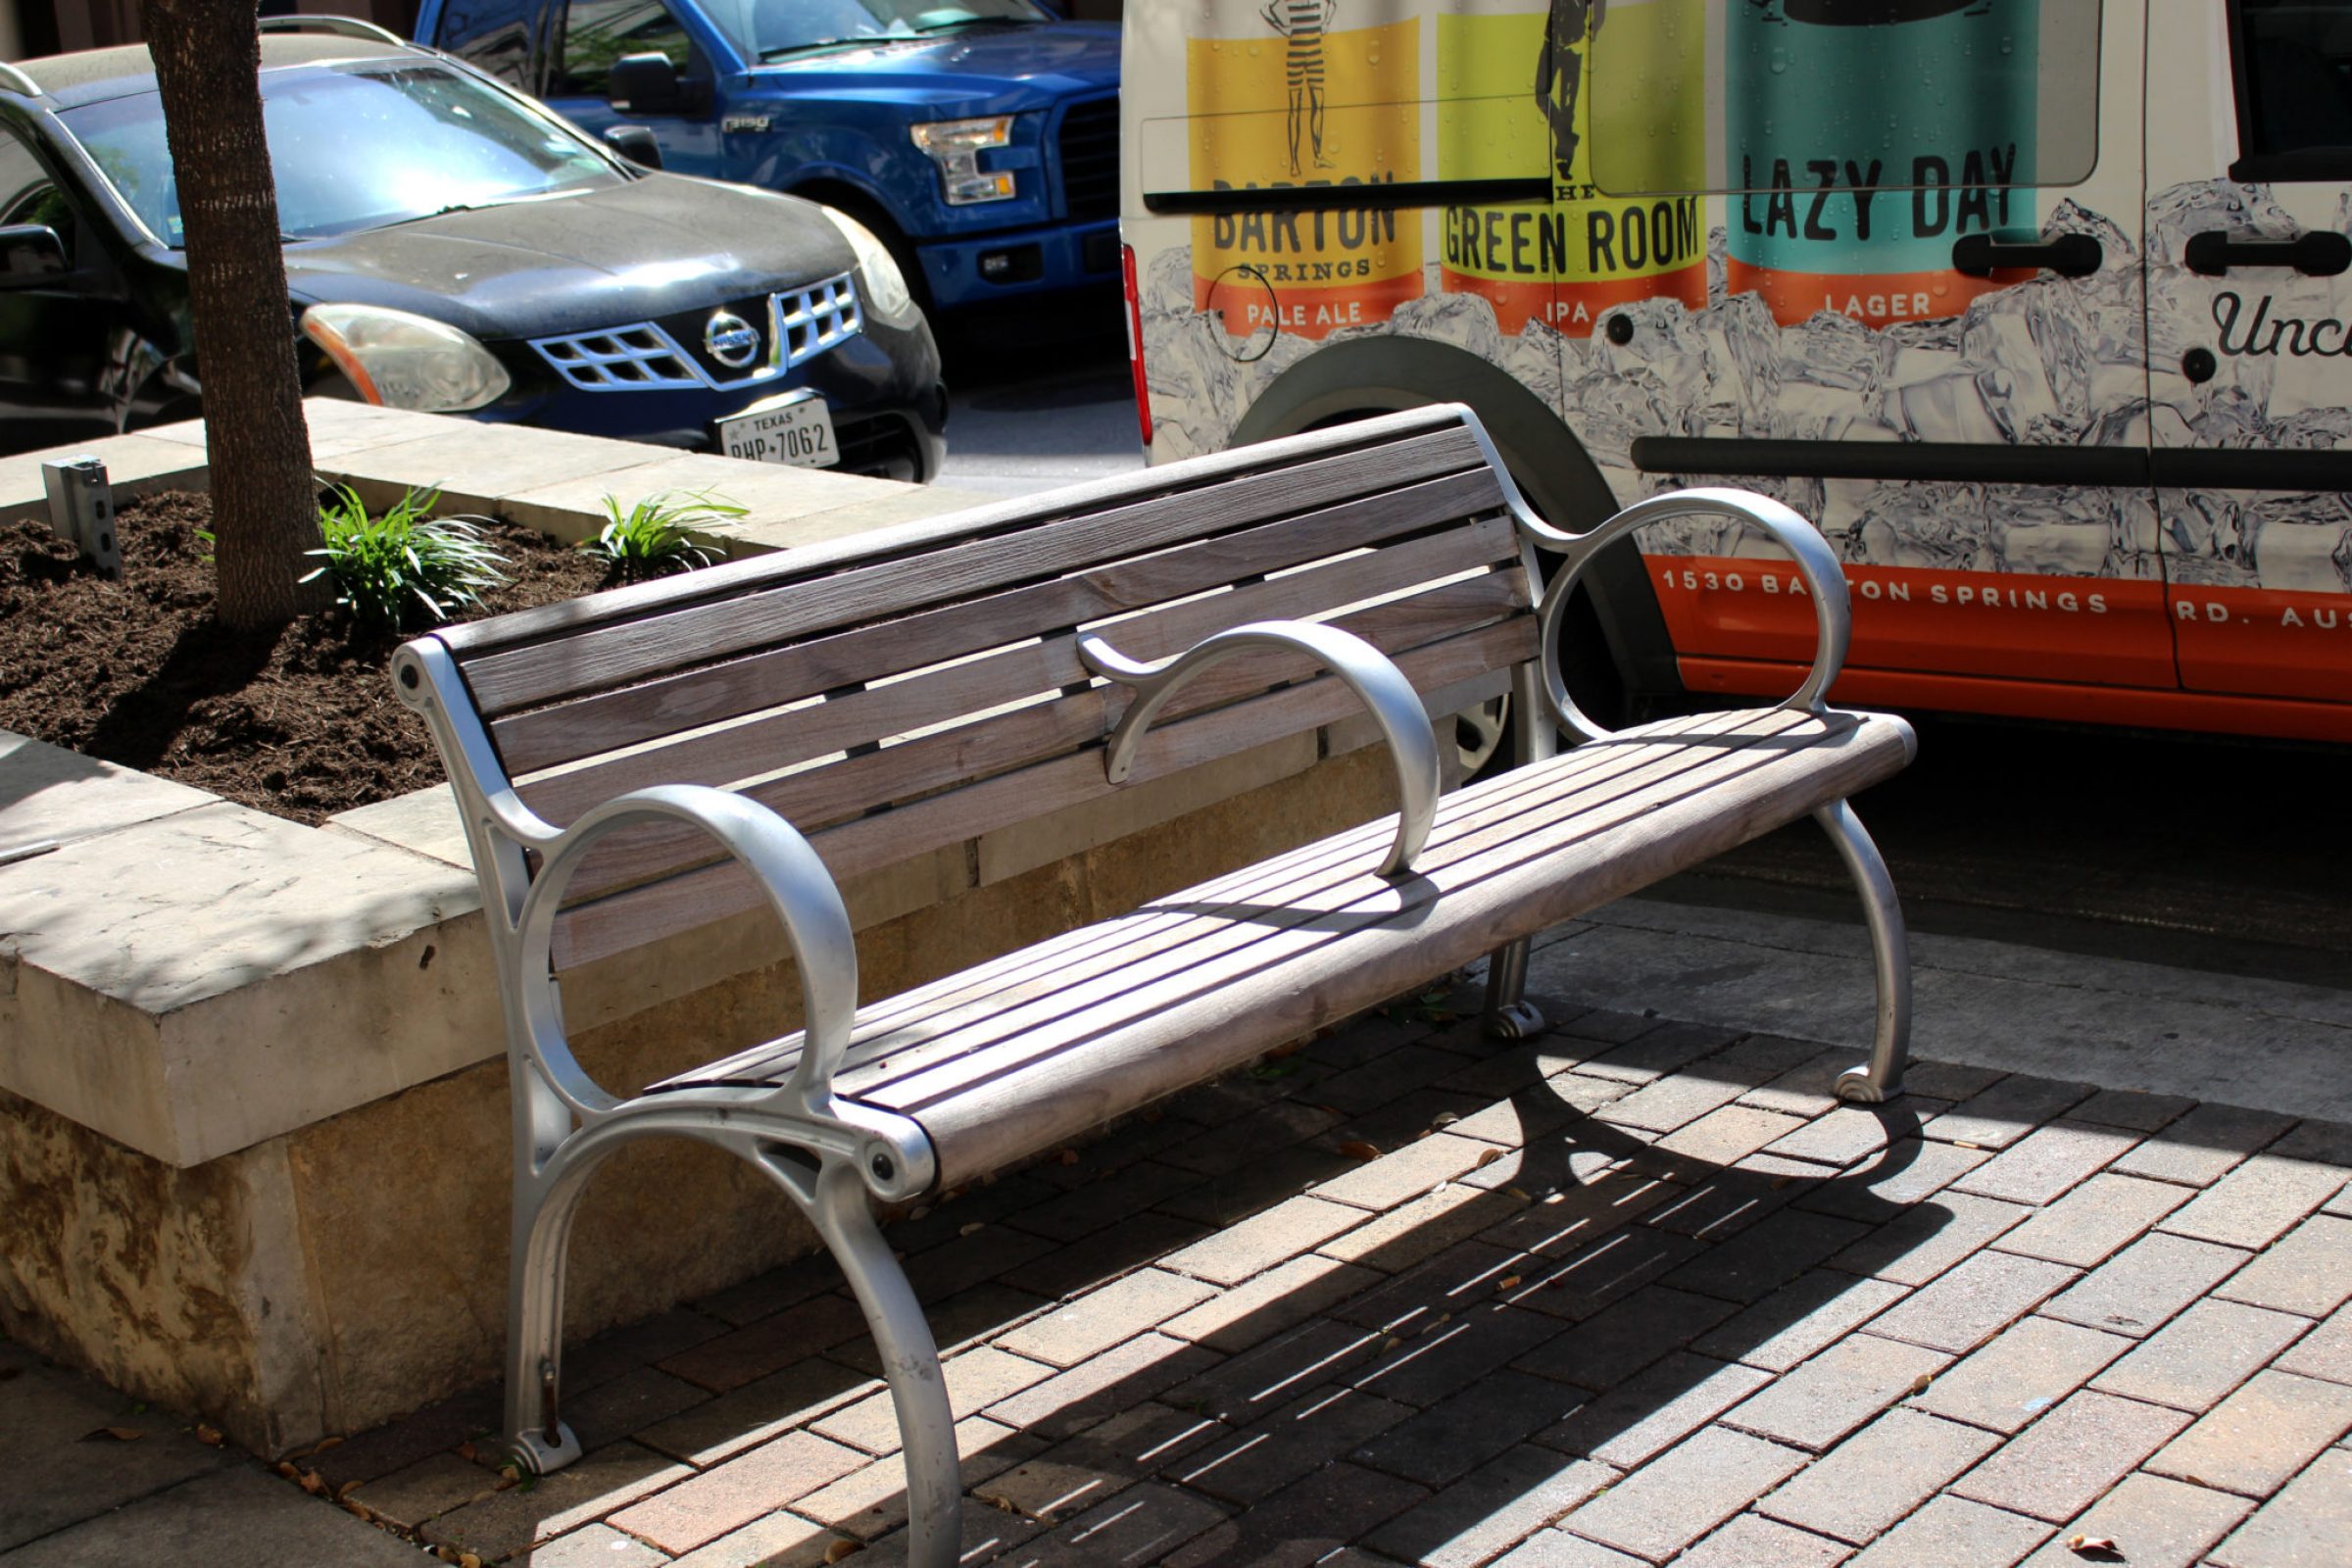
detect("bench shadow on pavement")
(308, 990), (1978, 1565)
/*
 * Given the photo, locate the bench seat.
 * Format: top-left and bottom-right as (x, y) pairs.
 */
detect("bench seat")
(659, 706), (1913, 1191)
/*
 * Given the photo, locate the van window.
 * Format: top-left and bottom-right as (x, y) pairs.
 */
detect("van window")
(2230, 0), (2352, 176)
(1586, 0), (2103, 196)
(435, 0), (545, 91)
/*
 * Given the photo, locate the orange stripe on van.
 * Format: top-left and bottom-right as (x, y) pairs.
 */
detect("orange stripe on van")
(1438, 269), (1707, 337)
(1193, 271), (1423, 341)
(1725, 259), (2031, 329)
(1680, 659), (2352, 745)
(1646, 558), (2177, 689)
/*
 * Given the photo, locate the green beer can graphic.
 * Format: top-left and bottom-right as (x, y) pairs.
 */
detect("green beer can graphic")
(1439, 0), (1706, 336)
(1725, 0), (2038, 329)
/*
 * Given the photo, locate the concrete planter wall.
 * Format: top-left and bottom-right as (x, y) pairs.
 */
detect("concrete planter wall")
(0, 404), (1416, 1454)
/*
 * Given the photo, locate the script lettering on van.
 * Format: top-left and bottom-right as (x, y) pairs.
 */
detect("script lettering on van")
(2212, 290), (2352, 358)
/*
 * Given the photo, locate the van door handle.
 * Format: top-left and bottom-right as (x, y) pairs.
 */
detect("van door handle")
(1951, 232), (2103, 277)
(2183, 230), (2352, 276)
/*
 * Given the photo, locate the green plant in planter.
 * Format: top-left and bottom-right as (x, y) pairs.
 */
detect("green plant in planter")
(302, 483), (510, 631)
(580, 487), (742, 581)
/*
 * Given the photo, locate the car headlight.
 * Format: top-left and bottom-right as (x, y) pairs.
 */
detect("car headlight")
(299, 304), (511, 413)
(909, 116), (1015, 205)
(821, 208), (919, 325)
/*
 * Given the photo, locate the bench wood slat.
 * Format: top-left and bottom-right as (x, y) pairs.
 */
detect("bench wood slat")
(547, 615), (1537, 965)
(514, 517), (1524, 827)
(887, 715), (1905, 1185)
(436, 405), (1490, 662)
(535, 579), (1531, 912)
(828, 710), (1754, 1052)
(459, 428), (1497, 719)
(653, 710), (1910, 1189)
(489, 465), (1516, 777)
(662, 709), (1809, 1091)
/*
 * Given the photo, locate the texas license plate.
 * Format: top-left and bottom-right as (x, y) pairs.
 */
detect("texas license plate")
(717, 391), (838, 468)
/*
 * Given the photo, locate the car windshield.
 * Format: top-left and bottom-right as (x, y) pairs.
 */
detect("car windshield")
(697, 0), (1048, 61)
(59, 61), (623, 246)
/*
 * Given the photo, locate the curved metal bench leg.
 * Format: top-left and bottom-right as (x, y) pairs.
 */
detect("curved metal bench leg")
(1813, 799), (1911, 1102)
(787, 1152), (961, 1568)
(500, 1148), (597, 1476)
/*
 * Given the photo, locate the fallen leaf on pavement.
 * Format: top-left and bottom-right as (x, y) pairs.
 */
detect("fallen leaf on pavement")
(824, 1539), (865, 1562)
(1474, 1149), (1505, 1169)
(82, 1426), (143, 1443)
(1338, 1140), (1382, 1160)
(192, 1423), (224, 1446)
(2066, 1535), (2118, 1555)
(1908, 1373), (1935, 1396)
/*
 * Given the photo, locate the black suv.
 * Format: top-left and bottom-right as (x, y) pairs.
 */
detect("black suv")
(0, 23), (946, 479)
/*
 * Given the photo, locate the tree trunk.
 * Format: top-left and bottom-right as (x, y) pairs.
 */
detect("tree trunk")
(141, 0), (322, 630)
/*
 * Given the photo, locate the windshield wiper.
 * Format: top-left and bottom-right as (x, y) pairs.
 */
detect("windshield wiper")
(908, 18), (1033, 34)
(758, 36), (904, 60)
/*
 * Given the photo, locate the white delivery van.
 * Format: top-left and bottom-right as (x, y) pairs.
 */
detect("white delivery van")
(1117, 1), (2352, 742)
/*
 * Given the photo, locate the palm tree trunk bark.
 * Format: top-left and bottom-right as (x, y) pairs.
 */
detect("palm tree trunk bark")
(140, 0), (321, 630)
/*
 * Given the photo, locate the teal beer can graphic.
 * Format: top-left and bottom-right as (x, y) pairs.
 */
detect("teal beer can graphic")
(1725, 0), (2038, 328)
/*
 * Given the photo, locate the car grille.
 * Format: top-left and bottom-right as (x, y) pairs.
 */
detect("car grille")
(532, 272), (862, 392)
(833, 410), (923, 483)
(1056, 95), (1118, 222)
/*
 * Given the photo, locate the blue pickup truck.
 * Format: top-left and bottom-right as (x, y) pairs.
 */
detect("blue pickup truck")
(413, 0), (1120, 314)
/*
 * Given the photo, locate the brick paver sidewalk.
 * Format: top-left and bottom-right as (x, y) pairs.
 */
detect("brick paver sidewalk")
(286, 989), (2352, 1567)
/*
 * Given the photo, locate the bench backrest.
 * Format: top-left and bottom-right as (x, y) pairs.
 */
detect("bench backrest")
(396, 405), (1543, 969)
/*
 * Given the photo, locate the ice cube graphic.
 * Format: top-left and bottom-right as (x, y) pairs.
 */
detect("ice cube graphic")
(2247, 495), (2352, 594)
(2145, 179), (2300, 271)
(1851, 485), (1998, 573)
(2162, 490), (2250, 587)
(1764, 309), (1883, 441)
(1889, 371), (2010, 445)
(1961, 276), (2098, 439)
(1995, 488), (2119, 576)
(1391, 289), (1509, 367)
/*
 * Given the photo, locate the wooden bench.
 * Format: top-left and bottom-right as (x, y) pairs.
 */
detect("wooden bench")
(391, 405), (1916, 1567)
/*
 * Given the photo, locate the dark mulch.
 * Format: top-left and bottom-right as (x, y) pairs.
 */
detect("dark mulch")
(0, 490), (613, 825)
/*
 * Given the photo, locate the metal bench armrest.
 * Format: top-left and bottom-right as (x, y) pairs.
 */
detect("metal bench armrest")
(1512, 487), (1853, 744)
(515, 787), (861, 1107)
(1077, 619), (1441, 877)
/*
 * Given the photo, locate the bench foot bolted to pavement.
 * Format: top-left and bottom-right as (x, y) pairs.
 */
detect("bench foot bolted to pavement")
(391, 404), (1915, 1567)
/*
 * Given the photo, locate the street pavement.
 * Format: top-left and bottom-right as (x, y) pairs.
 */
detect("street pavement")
(5, 897), (2349, 1567)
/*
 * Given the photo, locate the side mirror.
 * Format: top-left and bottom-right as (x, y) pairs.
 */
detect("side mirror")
(0, 223), (68, 287)
(602, 123), (664, 170)
(608, 52), (682, 115)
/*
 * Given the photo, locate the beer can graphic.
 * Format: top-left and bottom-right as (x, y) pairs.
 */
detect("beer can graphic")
(1438, 0), (1705, 337)
(1188, 0), (1423, 343)
(1725, 0), (2039, 329)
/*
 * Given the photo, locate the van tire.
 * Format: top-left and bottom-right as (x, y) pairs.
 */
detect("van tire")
(1225, 335), (1683, 741)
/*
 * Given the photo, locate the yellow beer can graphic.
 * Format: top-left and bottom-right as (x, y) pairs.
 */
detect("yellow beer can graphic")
(1188, 0), (1423, 341)
(1438, 0), (1705, 336)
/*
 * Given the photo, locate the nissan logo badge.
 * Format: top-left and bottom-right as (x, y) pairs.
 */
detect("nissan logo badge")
(705, 311), (760, 368)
